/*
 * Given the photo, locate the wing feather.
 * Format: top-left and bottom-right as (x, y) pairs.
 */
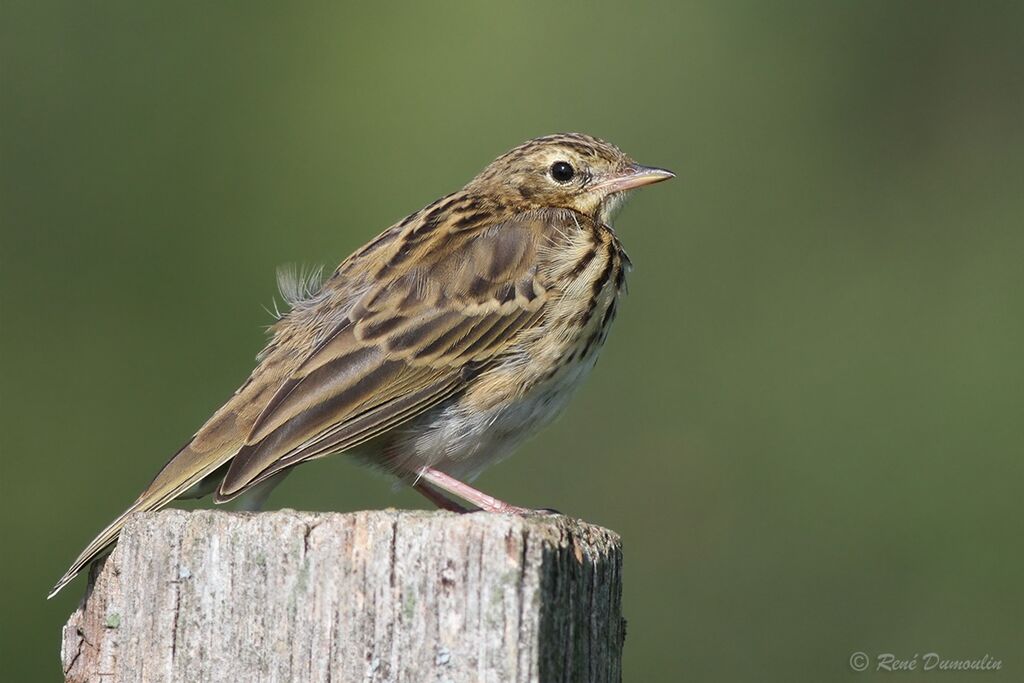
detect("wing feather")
(216, 215), (552, 499)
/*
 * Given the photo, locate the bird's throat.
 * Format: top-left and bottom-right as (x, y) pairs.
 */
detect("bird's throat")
(598, 192), (630, 225)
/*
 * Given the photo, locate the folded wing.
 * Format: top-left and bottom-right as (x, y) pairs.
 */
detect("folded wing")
(216, 217), (550, 499)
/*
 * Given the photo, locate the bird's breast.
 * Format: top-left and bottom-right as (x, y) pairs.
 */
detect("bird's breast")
(467, 223), (628, 410)
(382, 223), (629, 481)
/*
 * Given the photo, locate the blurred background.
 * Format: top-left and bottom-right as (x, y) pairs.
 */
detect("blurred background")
(2, 2), (1022, 680)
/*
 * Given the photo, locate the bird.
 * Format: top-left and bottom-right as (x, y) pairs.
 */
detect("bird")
(49, 133), (672, 598)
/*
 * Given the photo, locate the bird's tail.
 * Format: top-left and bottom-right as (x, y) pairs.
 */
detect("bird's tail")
(47, 366), (284, 599)
(46, 442), (231, 599)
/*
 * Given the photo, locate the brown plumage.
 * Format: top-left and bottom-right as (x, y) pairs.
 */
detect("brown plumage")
(50, 133), (672, 597)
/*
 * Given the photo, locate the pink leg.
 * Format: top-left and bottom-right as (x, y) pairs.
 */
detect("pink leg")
(412, 480), (472, 513)
(415, 466), (536, 514)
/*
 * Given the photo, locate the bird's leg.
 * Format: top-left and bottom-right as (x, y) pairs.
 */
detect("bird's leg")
(411, 480), (473, 513)
(415, 466), (536, 514)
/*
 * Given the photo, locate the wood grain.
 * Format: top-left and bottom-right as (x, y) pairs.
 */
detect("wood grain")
(61, 509), (623, 682)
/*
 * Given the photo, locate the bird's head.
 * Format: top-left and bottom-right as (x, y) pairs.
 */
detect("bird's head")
(467, 133), (673, 224)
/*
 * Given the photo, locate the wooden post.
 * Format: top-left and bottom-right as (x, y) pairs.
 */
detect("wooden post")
(61, 509), (624, 682)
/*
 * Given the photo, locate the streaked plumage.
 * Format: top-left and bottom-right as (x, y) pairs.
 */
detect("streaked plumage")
(50, 133), (672, 597)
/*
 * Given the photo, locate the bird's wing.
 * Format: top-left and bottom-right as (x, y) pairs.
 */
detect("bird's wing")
(214, 215), (551, 499)
(49, 208), (566, 598)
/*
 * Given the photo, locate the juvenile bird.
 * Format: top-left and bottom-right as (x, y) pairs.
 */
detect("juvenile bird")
(50, 133), (672, 597)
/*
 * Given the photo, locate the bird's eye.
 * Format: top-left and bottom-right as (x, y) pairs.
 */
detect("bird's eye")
(549, 161), (575, 183)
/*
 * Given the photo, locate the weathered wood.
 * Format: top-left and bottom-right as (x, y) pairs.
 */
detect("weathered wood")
(61, 509), (623, 682)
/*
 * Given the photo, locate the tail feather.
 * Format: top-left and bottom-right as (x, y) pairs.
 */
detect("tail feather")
(50, 326), (314, 598)
(47, 443), (235, 599)
(46, 371), (280, 598)
(48, 498), (166, 599)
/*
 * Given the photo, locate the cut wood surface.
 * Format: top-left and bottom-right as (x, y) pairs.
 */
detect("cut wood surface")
(61, 509), (624, 682)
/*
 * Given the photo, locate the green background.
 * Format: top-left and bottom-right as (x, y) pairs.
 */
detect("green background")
(2, 2), (1022, 680)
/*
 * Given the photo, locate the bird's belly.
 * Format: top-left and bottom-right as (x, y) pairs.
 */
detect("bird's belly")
(401, 353), (601, 481)
(383, 283), (621, 481)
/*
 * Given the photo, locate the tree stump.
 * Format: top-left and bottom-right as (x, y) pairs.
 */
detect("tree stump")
(61, 509), (624, 682)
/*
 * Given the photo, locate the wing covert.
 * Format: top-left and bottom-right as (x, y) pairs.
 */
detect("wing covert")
(216, 216), (552, 499)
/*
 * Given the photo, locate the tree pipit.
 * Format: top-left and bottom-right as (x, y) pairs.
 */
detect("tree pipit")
(50, 133), (672, 597)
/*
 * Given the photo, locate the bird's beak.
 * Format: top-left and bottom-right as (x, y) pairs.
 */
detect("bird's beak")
(592, 164), (674, 193)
